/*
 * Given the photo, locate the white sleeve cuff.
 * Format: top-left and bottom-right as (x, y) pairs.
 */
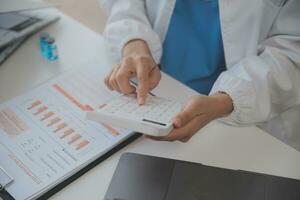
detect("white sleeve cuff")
(209, 72), (257, 126)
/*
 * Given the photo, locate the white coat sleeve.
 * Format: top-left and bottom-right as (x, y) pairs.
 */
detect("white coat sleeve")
(100, 0), (162, 63)
(210, 0), (300, 125)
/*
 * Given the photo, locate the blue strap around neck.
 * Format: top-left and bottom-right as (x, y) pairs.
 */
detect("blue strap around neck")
(161, 0), (226, 95)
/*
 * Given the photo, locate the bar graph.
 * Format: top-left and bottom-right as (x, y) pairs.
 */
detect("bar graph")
(26, 99), (91, 151)
(21, 65), (130, 154)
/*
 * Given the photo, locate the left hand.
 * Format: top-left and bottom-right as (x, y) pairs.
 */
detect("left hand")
(147, 93), (233, 142)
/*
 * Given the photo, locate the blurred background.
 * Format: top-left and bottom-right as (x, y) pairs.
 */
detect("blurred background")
(46, 0), (106, 34)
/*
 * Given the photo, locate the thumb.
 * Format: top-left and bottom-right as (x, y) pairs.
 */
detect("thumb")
(173, 101), (201, 128)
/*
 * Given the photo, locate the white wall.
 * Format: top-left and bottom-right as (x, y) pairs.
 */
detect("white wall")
(46, 0), (107, 34)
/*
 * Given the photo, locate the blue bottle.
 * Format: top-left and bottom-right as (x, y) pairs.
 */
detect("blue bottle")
(45, 37), (58, 61)
(39, 32), (49, 57)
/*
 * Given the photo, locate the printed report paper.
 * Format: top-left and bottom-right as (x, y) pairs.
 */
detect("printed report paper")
(0, 65), (133, 200)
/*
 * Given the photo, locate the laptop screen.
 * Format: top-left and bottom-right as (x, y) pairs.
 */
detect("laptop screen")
(0, 13), (40, 32)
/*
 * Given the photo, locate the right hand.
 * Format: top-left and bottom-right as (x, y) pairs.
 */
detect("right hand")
(104, 39), (161, 105)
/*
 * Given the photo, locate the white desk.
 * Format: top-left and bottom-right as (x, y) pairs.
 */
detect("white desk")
(1, 9), (300, 200)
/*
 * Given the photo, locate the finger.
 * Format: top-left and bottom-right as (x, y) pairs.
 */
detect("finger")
(109, 68), (121, 92)
(145, 135), (165, 141)
(116, 66), (136, 94)
(148, 66), (161, 91)
(162, 114), (208, 141)
(104, 70), (114, 90)
(136, 64), (150, 105)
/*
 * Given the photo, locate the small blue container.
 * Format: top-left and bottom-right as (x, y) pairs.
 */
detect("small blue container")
(39, 32), (50, 57)
(45, 37), (59, 61)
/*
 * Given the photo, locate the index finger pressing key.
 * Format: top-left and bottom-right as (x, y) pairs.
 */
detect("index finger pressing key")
(136, 67), (150, 105)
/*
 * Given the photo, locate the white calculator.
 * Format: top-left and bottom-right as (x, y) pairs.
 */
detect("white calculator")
(86, 94), (183, 137)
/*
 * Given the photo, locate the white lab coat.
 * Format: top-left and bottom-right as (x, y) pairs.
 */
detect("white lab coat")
(101, 0), (300, 151)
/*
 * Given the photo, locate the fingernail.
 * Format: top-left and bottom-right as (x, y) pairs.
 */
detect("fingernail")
(173, 118), (181, 128)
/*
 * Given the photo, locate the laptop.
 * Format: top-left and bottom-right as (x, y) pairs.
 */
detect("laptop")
(0, 35), (27, 64)
(0, 11), (59, 49)
(105, 153), (300, 200)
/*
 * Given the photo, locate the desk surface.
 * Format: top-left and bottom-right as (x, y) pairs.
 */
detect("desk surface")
(1, 9), (300, 200)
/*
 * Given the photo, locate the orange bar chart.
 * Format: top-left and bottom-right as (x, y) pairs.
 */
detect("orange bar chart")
(40, 111), (54, 121)
(75, 140), (90, 150)
(54, 123), (67, 133)
(33, 106), (48, 115)
(47, 117), (61, 127)
(25, 96), (92, 151)
(60, 128), (75, 139)
(27, 100), (42, 110)
(68, 134), (81, 144)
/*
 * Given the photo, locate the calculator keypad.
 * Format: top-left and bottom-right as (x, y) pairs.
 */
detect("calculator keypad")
(100, 94), (183, 124)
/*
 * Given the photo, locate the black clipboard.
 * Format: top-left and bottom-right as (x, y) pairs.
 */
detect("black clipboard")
(0, 133), (141, 200)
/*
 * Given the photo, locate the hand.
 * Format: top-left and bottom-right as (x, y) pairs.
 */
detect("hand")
(104, 39), (161, 105)
(147, 93), (233, 142)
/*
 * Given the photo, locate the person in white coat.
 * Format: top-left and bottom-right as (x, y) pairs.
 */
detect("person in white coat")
(101, 0), (300, 151)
